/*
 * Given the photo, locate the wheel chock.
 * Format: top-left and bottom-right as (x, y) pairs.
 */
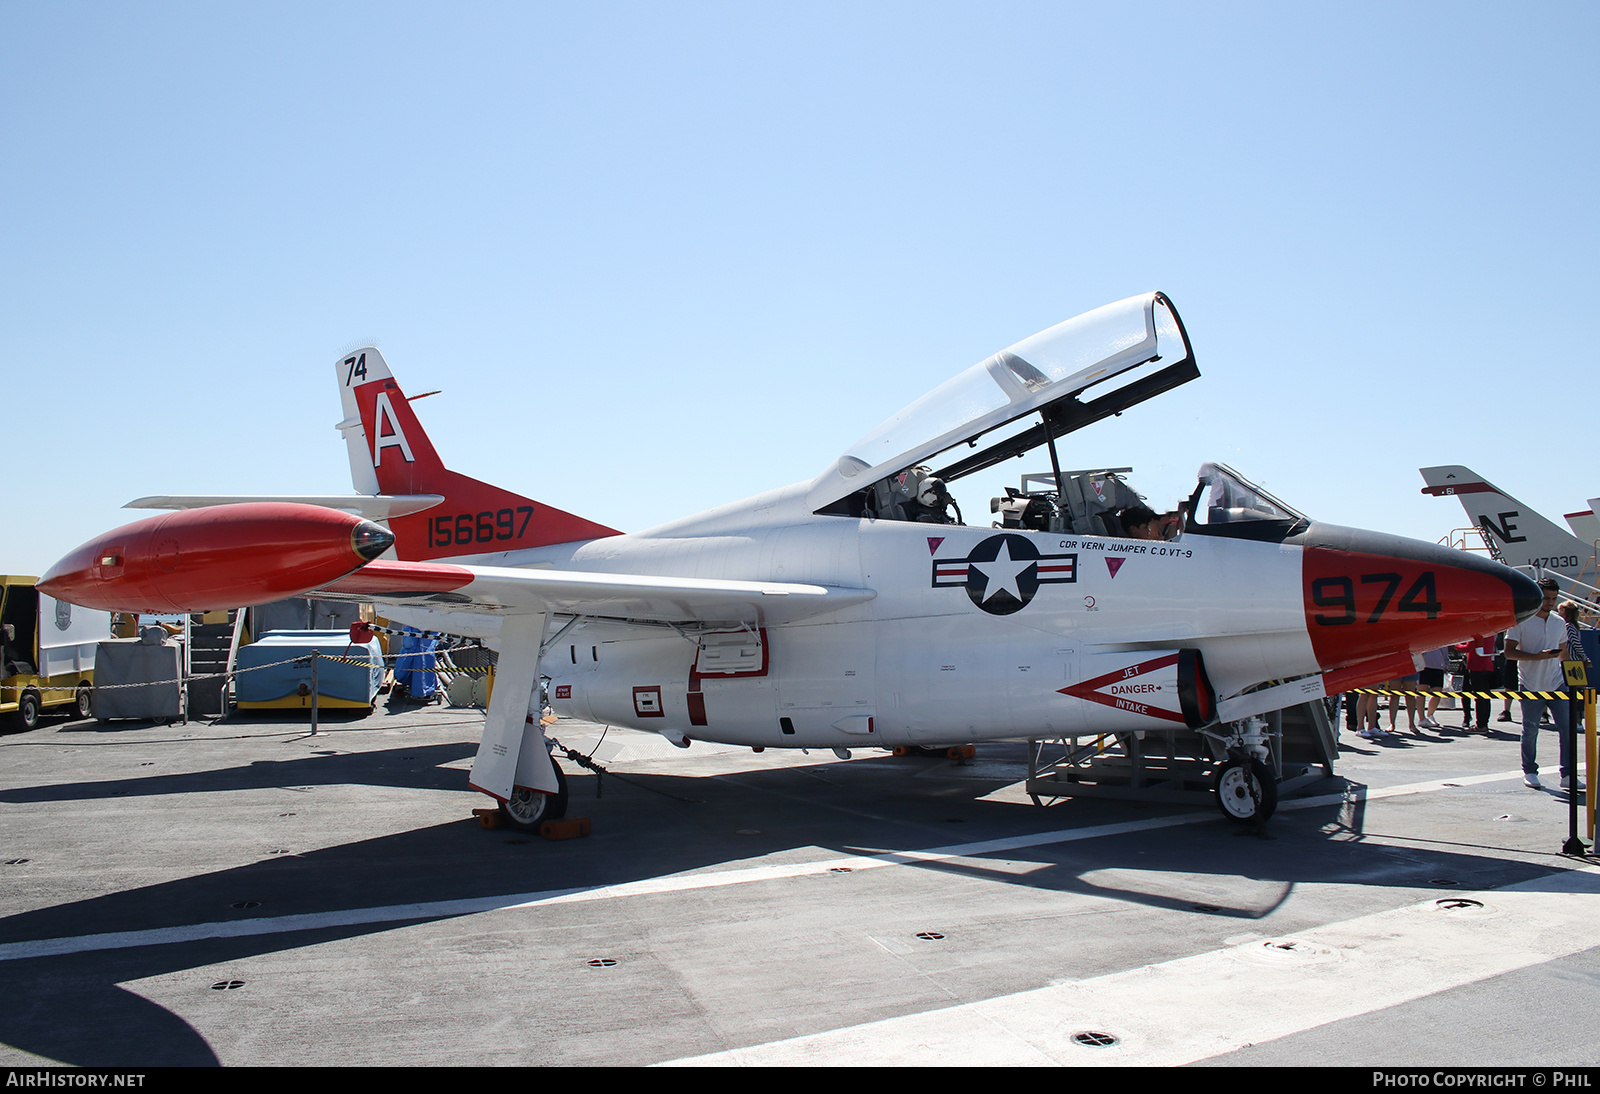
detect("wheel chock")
(540, 817), (591, 841)
(472, 808), (503, 829)
(892, 744), (976, 759)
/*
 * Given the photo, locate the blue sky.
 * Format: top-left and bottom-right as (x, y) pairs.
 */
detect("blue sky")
(3, 2), (1596, 574)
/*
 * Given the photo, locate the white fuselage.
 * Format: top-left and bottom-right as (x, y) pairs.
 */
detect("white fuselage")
(393, 480), (1319, 749)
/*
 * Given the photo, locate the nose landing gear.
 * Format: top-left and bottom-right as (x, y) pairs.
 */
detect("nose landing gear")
(1208, 715), (1279, 825)
(1214, 756), (1277, 824)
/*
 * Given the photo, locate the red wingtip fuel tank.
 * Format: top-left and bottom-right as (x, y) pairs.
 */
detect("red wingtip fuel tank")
(38, 503), (395, 613)
(1296, 523), (1542, 683)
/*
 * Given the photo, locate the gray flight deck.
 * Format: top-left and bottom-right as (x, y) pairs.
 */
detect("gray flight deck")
(2, 698), (1598, 1067)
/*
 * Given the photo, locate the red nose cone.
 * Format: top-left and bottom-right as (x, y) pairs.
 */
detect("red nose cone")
(1300, 524), (1542, 673)
(39, 504), (394, 613)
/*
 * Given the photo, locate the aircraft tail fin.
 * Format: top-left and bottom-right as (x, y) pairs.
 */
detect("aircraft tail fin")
(335, 347), (621, 561)
(1419, 465), (1597, 597)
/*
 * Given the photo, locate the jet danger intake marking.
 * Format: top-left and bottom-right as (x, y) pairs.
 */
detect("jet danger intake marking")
(1059, 653), (1187, 724)
(932, 533), (1077, 615)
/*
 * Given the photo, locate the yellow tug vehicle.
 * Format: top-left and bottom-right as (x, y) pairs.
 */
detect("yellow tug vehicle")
(1, 575), (112, 729)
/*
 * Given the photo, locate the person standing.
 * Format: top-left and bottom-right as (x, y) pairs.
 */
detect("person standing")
(1505, 578), (1574, 790)
(1461, 633), (1499, 731)
(1356, 688), (1385, 739)
(1496, 630), (1516, 722)
(1559, 600), (1593, 741)
(1558, 601), (1592, 672)
(1387, 674), (1419, 735)
(1418, 646), (1450, 730)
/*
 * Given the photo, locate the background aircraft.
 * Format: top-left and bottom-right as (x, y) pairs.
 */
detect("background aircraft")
(1566, 504), (1600, 547)
(43, 295), (1540, 827)
(1420, 466), (1600, 610)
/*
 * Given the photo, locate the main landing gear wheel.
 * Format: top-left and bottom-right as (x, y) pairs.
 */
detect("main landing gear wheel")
(497, 759), (569, 832)
(1214, 758), (1277, 824)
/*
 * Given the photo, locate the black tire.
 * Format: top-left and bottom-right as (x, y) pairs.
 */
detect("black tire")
(73, 685), (92, 720)
(497, 758), (569, 831)
(1214, 757), (1277, 824)
(17, 691), (42, 731)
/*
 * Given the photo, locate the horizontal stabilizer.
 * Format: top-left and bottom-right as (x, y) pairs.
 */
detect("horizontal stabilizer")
(126, 494), (445, 520)
(1571, 504), (1600, 544)
(317, 559), (875, 627)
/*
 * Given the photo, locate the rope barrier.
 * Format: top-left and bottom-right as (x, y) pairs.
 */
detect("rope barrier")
(6, 645), (490, 696)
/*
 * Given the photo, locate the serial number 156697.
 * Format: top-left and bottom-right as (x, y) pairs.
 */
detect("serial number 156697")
(430, 507), (535, 548)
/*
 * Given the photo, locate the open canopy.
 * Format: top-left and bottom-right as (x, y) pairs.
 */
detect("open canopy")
(808, 292), (1197, 511)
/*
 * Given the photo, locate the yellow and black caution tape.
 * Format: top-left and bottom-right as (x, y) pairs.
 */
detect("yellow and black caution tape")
(318, 653), (394, 667)
(318, 653), (490, 674)
(1349, 688), (1581, 701)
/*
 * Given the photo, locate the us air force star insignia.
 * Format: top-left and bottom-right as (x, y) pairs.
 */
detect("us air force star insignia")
(930, 533), (1078, 615)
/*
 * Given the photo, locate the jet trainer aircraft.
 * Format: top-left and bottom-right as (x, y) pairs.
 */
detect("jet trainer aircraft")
(43, 294), (1541, 826)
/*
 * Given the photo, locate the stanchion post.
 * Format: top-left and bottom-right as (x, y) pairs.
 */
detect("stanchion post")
(1588, 685), (1597, 842)
(1562, 660), (1588, 856)
(310, 649), (321, 737)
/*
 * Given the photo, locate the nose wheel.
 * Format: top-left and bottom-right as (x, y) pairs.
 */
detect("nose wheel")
(1215, 757), (1277, 824)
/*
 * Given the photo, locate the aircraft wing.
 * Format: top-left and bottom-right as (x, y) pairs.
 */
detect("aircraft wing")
(126, 494), (445, 520)
(316, 559), (876, 627)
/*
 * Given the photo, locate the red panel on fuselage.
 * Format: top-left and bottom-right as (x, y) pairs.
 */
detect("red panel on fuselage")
(1301, 547), (1519, 670)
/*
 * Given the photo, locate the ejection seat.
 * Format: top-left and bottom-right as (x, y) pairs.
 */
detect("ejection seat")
(992, 468), (1145, 537)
